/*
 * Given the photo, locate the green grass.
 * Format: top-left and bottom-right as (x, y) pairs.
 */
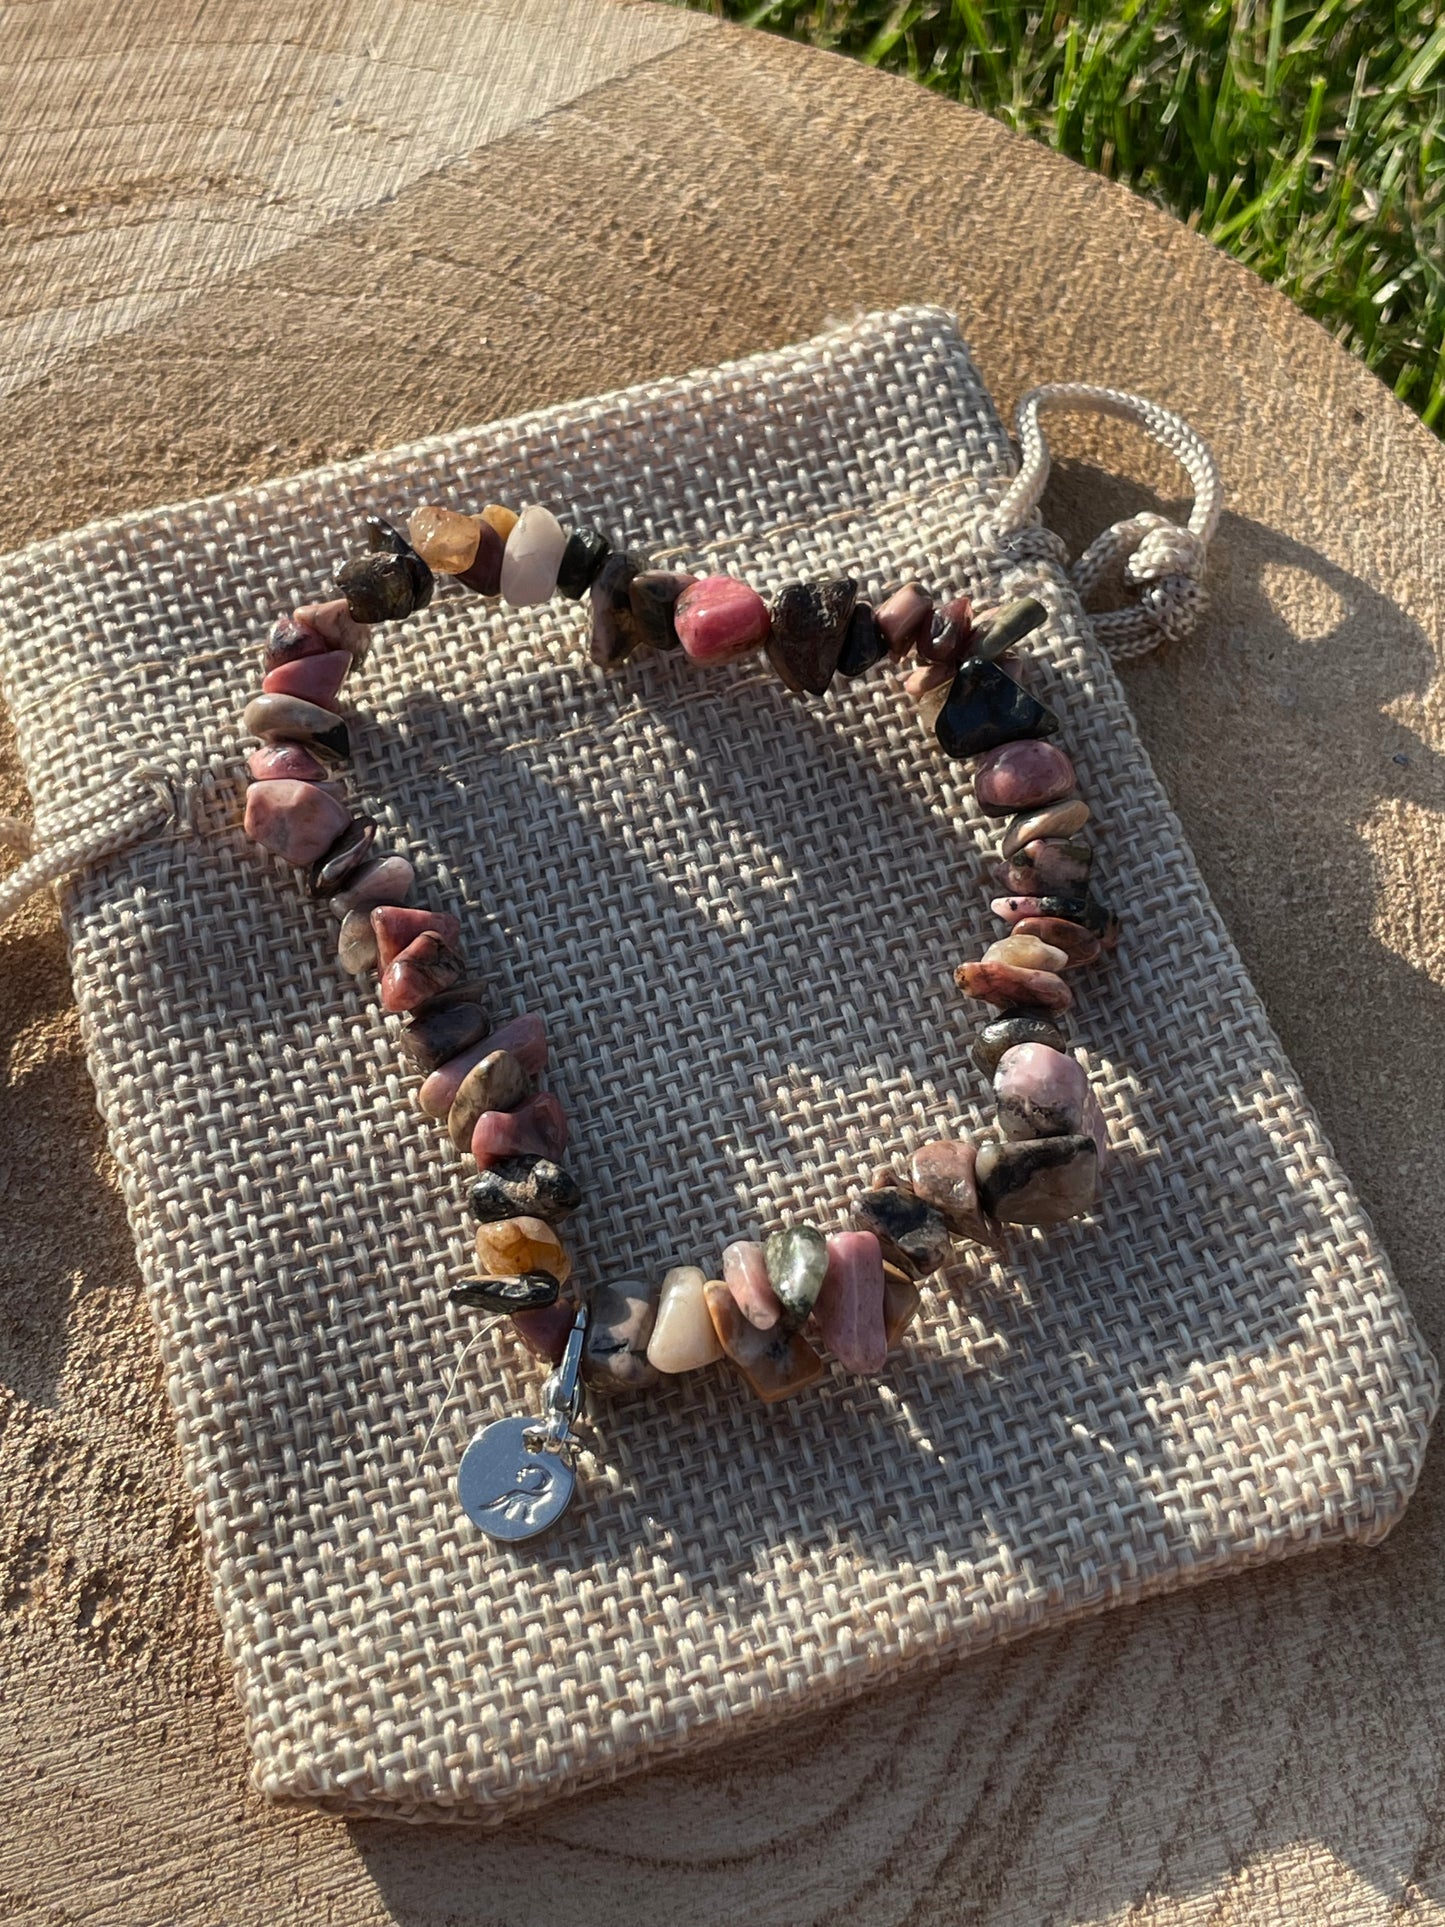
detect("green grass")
(698, 0), (1445, 431)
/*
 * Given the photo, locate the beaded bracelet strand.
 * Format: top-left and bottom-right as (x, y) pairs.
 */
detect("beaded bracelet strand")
(240, 505), (1118, 1537)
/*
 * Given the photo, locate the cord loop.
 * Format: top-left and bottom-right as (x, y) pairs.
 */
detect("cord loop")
(987, 383), (1221, 659)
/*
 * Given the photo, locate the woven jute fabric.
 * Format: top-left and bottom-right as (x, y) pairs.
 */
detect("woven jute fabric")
(0, 308), (1434, 1825)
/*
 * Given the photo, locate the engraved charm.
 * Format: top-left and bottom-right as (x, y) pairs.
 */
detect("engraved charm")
(459, 1302), (588, 1542)
(458, 1415), (576, 1540)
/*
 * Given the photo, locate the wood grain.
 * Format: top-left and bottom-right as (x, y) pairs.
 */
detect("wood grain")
(3, 2), (1445, 1921)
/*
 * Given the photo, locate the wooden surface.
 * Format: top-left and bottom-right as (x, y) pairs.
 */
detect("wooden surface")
(4, 2), (1445, 1921)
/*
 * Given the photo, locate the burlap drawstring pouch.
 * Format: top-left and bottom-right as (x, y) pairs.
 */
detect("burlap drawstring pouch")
(0, 308), (1434, 1824)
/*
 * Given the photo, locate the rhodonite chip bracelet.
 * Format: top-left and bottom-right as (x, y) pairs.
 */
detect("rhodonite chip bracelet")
(240, 505), (1118, 1540)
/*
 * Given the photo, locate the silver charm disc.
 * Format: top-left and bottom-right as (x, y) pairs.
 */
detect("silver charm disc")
(459, 1415), (577, 1541)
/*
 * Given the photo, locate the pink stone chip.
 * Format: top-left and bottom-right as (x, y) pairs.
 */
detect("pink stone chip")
(330, 855), (415, 918)
(294, 597), (371, 656)
(973, 740), (1076, 816)
(956, 958), (1073, 1013)
(512, 1298), (575, 1364)
(380, 933), (466, 1013)
(813, 1231), (887, 1374)
(418, 1014), (549, 1119)
(918, 593), (973, 666)
(243, 779), (350, 865)
(995, 1043), (1089, 1140)
(720, 1239), (781, 1331)
(472, 1091), (570, 1169)
(371, 904), (463, 970)
(674, 576), (771, 664)
(261, 648), (352, 710)
(263, 614), (332, 671)
(247, 742), (331, 784)
(874, 582), (934, 660)
(909, 1138), (991, 1242)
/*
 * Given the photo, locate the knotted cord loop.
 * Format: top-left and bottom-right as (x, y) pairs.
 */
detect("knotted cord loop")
(0, 765), (188, 928)
(986, 383), (1222, 660)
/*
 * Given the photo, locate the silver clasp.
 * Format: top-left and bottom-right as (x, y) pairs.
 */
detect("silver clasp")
(525, 1300), (588, 1461)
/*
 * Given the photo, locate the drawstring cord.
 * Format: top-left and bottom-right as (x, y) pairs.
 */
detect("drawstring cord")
(0, 766), (189, 928)
(988, 383), (1222, 662)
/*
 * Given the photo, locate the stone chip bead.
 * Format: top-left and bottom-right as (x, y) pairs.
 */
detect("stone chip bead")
(763, 1225), (828, 1325)
(480, 503), (518, 542)
(909, 1139), (992, 1241)
(582, 1278), (661, 1396)
(674, 575), (771, 664)
(975, 1135), (1098, 1227)
(1001, 797), (1091, 857)
(956, 958), (1073, 1013)
(247, 742), (331, 784)
(556, 525), (612, 599)
(646, 1266), (725, 1373)
(995, 1042), (1090, 1139)
(371, 904), (462, 970)
(336, 521), (434, 623)
(589, 552), (643, 668)
(512, 1297), (578, 1367)
(918, 593), (974, 666)
(998, 837), (1093, 896)
(261, 648), (352, 710)
(991, 893), (1118, 942)
(450, 1271), (560, 1315)
(982, 932), (1069, 973)
(243, 779), (351, 865)
(973, 596), (1048, 659)
(720, 1238), (782, 1330)
(398, 996), (493, 1073)
(447, 1048), (532, 1151)
(263, 612), (333, 672)
(308, 817), (378, 897)
(468, 1155), (581, 1225)
(970, 1009), (1069, 1075)
(292, 598), (372, 659)
(703, 1280), (826, 1403)
(474, 1215), (571, 1284)
(405, 975), (491, 1017)
(419, 1013), (549, 1118)
(407, 504), (483, 576)
(628, 571), (692, 651)
(766, 578), (856, 696)
(874, 582), (934, 660)
(973, 740), (1076, 816)
(243, 693), (350, 762)
(852, 1185), (951, 1279)
(935, 658), (1059, 761)
(499, 504), (568, 606)
(471, 1091), (569, 1168)
(1013, 915), (1102, 967)
(835, 600), (888, 678)
(812, 1231), (887, 1373)
(329, 854), (414, 918)
(457, 518), (505, 596)
(381, 932), (467, 1013)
